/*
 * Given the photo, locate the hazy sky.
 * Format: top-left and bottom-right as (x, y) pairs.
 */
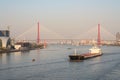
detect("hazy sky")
(0, 0), (120, 40)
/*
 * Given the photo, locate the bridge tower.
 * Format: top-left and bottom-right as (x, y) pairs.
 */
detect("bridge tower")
(97, 24), (101, 45)
(37, 22), (40, 44)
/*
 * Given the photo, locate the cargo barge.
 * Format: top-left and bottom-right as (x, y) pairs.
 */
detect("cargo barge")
(69, 45), (102, 61)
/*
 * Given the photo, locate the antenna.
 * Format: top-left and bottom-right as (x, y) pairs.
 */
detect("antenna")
(7, 25), (10, 37)
(7, 25), (10, 31)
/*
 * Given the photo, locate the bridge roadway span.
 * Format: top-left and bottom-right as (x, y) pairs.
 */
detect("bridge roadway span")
(16, 39), (117, 45)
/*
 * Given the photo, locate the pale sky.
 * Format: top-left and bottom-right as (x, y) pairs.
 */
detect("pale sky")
(0, 0), (120, 40)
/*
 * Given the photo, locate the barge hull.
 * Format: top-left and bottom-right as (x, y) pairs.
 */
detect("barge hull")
(69, 53), (102, 61)
(69, 55), (84, 61)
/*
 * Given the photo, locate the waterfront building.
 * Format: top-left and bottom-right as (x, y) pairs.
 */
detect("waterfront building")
(0, 30), (11, 48)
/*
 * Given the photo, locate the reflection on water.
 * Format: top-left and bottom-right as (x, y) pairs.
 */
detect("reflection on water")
(0, 44), (120, 80)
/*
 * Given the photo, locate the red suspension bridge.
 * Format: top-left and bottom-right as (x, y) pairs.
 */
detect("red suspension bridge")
(13, 22), (117, 45)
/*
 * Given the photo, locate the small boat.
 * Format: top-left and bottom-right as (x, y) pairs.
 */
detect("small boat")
(69, 45), (102, 61)
(32, 59), (36, 62)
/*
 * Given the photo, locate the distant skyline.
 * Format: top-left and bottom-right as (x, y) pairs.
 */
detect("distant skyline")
(0, 0), (120, 40)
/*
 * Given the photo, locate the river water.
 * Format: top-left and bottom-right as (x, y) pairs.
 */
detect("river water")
(0, 44), (120, 80)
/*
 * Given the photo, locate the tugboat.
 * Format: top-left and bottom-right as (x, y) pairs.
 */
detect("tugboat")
(69, 24), (102, 61)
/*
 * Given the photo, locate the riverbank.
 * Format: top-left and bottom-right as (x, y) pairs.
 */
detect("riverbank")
(0, 44), (44, 53)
